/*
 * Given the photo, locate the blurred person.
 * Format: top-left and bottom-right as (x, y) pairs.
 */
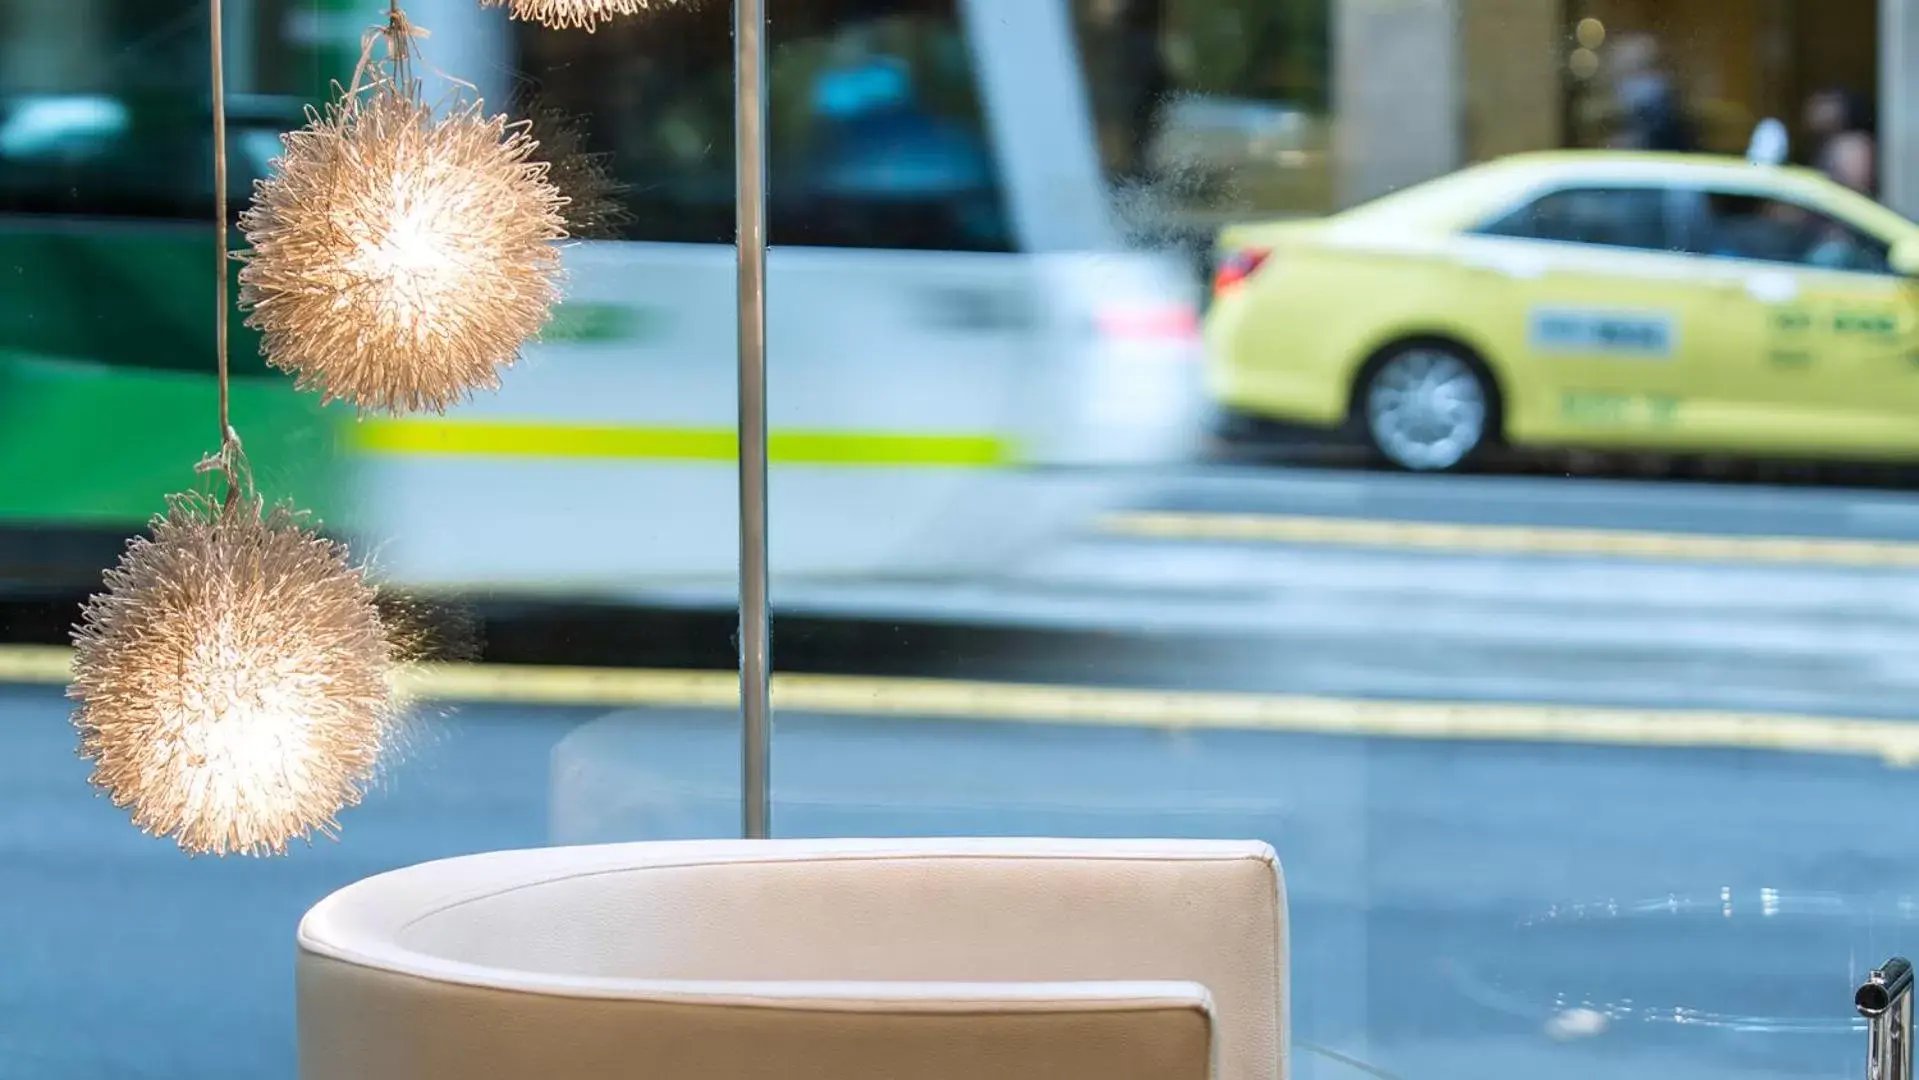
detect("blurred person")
(1607, 33), (1695, 153)
(1804, 87), (1877, 197)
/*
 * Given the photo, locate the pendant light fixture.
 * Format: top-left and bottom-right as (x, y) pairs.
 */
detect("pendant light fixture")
(71, 0), (776, 853)
(68, 0), (401, 856)
(70, 492), (399, 857)
(237, 4), (567, 414)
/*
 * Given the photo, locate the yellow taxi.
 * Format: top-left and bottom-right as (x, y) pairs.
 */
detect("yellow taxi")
(1204, 151), (1919, 470)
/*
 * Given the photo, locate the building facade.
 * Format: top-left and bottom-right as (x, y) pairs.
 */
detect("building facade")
(1340, 0), (1904, 213)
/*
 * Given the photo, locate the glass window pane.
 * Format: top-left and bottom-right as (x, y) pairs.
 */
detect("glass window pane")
(20, 0), (1919, 1078)
(750, 2), (1919, 1080)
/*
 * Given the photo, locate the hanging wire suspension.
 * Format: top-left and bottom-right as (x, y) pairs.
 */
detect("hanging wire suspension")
(209, 0), (238, 504)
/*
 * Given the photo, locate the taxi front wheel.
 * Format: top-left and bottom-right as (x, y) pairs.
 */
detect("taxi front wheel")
(1356, 341), (1497, 472)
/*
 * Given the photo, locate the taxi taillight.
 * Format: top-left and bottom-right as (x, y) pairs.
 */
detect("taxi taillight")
(1212, 248), (1271, 296)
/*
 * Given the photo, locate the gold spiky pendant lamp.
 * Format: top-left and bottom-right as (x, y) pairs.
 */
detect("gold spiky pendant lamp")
(237, 3), (568, 414)
(68, 0), (402, 856)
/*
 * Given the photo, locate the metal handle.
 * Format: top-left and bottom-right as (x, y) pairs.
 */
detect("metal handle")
(1859, 957), (1914, 1080)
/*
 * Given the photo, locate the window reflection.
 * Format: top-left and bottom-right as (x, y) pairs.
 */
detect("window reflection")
(1072, 0), (1332, 241)
(515, 0), (1011, 251)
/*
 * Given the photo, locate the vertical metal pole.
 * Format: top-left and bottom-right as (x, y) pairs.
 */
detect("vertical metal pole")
(1883, 0), (1919, 220)
(736, 0), (772, 841)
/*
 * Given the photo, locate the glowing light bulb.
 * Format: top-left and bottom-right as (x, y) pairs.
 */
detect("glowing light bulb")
(69, 492), (398, 857)
(239, 89), (566, 415)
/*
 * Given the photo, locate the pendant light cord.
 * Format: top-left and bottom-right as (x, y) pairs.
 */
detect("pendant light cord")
(210, 0), (238, 504)
(348, 1), (423, 99)
(388, 0), (413, 92)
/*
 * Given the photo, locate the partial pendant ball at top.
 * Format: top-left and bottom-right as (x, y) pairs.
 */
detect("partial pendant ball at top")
(238, 88), (567, 415)
(481, 0), (677, 32)
(69, 491), (399, 857)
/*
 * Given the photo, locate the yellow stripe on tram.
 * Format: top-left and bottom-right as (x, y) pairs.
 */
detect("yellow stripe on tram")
(352, 419), (1013, 468)
(1101, 511), (1919, 569)
(6, 644), (1917, 766)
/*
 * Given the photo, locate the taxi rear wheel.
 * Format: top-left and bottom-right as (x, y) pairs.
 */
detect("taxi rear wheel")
(1356, 341), (1497, 472)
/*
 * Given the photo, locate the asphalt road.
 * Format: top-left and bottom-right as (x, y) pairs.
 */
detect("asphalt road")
(11, 464), (1919, 1080)
(779, 466), (1919, 720)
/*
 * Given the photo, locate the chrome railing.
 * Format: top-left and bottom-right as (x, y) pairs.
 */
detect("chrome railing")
(1858, 957), (1914, 1080)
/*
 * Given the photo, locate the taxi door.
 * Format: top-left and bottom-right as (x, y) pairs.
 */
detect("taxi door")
(1463, 184), (1713, 448)
(1681, 189), (1919, 456)
(1756, 266), (1919, 454)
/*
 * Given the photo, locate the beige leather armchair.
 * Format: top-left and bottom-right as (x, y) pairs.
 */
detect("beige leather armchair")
(298, 837), (1287, 1080)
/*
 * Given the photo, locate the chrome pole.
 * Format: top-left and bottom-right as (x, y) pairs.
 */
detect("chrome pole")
(1858, 956), (1914, 1080)
(735, 0), (772, 840)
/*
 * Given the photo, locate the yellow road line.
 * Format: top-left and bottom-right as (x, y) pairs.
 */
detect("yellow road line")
(0, 646), (70, 686)
(7, 645), (1917, 765)
(1102, 511), (1919, 569)
(352, 419), (1012, 468)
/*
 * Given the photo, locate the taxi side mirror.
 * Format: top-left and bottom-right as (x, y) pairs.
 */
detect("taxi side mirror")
(1890, 239), (1919, 277)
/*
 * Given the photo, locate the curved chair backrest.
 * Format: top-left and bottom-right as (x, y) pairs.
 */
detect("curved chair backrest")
(299, 837), (1287, 1080)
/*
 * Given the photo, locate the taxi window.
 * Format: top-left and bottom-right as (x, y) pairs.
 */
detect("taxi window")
(1684, 191), (1891, 275)
(1475, 186), (1672, 252)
